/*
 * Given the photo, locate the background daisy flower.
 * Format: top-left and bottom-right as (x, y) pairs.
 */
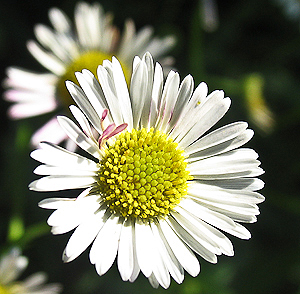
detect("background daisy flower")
(29, 52), (264, 289)
(0, 247), (62, 294)
(3, 1), (175, 149)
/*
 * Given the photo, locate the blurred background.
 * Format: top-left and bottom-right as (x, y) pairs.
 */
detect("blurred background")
(0, 0), (300, 293)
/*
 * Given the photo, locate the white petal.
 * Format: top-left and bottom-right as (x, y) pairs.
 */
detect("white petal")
(148, 62), (163, 128)
(188, 182), (265, 204)
(27, 40), (65, 75)
(66, 81), (102, 134)
(130, 57), (149, 129)
(159, 219), (200, 277)
(33, 165), (96, 176)
(199, 178), (265, 191)
(167, 215), (218, 263)
(185, 122), (249, 155)
(112, 57), (133, 129)
(165, 75), (194, 134)
(49, 7), (71, 33)
(7, 99), (57, 120)
(75, 71), (108, 123)
(63, 208), (106, 262)
(96, 66), (123, 126)
(181, 197), (252, 239)
(31, 141), (98, 171)
(175, 205), (234, 256)
(34, 24), (69, 61)
(29, 175), (95, 192)
(57, 116), (100, 158)
(151, 222), (184, 284)
(117, 219), (134, 281)
(178, 97), (231, 148)
(69, 105), (96, 140)
(157, 71), (180, 132)
(140, 53), (155, 129)
(171, 82), (208, 135)
(90, 214), (122, 276)
(135, 220), (154, 277)
(188, 148), (263, 179)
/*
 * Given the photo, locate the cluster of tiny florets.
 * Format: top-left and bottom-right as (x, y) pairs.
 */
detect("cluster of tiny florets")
(96, 128), (191, 220)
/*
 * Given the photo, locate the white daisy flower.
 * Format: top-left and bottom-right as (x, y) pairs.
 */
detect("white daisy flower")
(29, 52), (264, 289)
(0, 248), (62, 294)
(3, 1), (175, 148)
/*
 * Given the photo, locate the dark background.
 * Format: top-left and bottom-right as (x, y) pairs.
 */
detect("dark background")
(1, 0), (300, 293)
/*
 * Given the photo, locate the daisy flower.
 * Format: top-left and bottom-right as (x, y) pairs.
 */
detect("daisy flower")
(3, 2), (175, 148)
(0, 248), (62, 294)
(29, 52), (264, 288)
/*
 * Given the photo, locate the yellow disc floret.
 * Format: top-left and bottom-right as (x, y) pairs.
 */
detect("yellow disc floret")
(96, 128), (192, 221)
(56, 51), (131, 108)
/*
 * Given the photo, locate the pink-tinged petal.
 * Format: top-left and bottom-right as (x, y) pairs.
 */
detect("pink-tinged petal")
(30, 117), (68, 147)
(7, 99), (57, 120)
(106, 123), (128, 139)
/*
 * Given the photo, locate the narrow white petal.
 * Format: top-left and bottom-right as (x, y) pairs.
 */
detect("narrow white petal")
(49, 7), (71, 33)
(128, 226), (140, 282)
(130, 58), (148, 129)
(148, 62), (163, 128)
(175, 205), (234, 256)
(140, 53), (155, 129)
(69, 105), (96, 140)
(31, 141), (98, 171)
(151, 222), (184, 284)
(7, 100), (57, 120)
(159, 219), (200, 277)
(157, 71), (180, 132)
(27, 41), (65, 75)
(167, 216), (218, 263)
(135, 220), (154, 277)
(178, 97), (231, 148)
(165, 75), (194, 134)
(117, 219), (134, 281)
(39, 197), (77, 210)
(34, 24), (69, 61)
(63, 208), (106, 262)
(171, 82), (208, 136)
(181, 198), (252, 239)
(188, 149), (262, 177)
(185, 122), (249, 155)
(112, 57), (133, 129)
(199, 178), (265, 191)
(29, 175), (95, 192)
(188, 182), (265, 204)
(96, 66), (123, 126)
(91, 214), (122, 276)
(57, 116), (100, 158)
(65, 81), (102, 134)
(33, 165), (96, 176)
(75, 71), (107, 122)
(148, 227), (171, 289)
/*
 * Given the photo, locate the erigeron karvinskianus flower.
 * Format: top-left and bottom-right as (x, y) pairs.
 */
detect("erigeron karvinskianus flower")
(3, 2), (175, 149)
(0, 248), (62, 294)
(29, 52), (264, 288)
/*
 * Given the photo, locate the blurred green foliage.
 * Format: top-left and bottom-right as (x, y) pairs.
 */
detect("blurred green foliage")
(1, 0), (300, 293)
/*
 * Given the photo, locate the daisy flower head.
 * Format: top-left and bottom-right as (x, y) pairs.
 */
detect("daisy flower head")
(0, 248), (62, 294)
(3, 2), (175, 148)
(29, 52), (264, 289)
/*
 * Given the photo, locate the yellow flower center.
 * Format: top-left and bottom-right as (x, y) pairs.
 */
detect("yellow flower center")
(96, 128), (192, 221)
(56, 51), (131, 109)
